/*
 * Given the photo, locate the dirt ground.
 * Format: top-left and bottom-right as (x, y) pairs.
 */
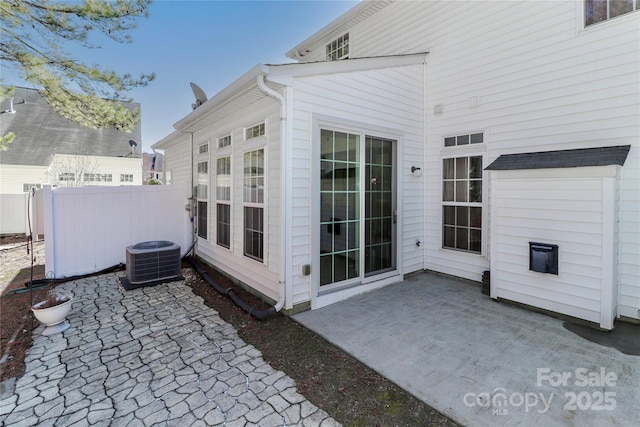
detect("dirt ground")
(0, 238), (458, 426)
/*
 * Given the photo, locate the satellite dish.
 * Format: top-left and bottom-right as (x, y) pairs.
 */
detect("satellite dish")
(190, 82), (208, 109)
(129, 140), (138, 148)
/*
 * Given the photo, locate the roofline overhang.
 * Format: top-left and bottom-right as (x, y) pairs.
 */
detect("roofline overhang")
(171, 53), (427, 133)
(285, 0), (392, 60)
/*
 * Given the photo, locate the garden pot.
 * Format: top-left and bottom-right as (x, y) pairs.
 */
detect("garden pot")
(31, 297), (73, 336)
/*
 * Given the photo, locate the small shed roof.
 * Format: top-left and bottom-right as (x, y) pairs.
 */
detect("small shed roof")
(0, 86), (141, 166)
(485, 145), (631, 171)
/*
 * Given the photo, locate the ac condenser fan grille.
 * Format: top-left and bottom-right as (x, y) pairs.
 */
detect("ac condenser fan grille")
(126, 241), (181, 284)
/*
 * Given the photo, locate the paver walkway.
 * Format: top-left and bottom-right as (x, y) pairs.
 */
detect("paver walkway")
(0, 271), (339, 426)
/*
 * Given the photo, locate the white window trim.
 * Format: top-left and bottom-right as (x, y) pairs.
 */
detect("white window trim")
(310, 115), (404, 309)
(577, 0), (640, 31)
(196, 142), (210, 241)
(217, 134), (232, 149)
(242, 147), (267, 265)
(215, 155), (233, 251)
(440, 133), (487, 257)
(244, 122), (266, 141)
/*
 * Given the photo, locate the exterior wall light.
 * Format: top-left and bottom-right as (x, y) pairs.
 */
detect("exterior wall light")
(411, 166), (423, 177)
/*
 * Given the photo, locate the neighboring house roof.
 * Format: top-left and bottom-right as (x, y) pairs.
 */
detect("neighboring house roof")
(0, 86), (142, 166)
(157, 53), (427, 139)
(485, 145), (631, 170)
(286, 1), (393, 60)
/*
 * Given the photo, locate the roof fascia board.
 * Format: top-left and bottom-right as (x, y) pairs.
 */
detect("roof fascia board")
(268, 53), (428, 82)
(286, 1), (392, 59)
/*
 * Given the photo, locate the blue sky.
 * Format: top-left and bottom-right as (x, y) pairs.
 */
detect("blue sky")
(3, 1), (358, 151)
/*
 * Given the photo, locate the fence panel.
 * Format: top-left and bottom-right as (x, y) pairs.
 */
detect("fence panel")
(43, 185), (190, 278)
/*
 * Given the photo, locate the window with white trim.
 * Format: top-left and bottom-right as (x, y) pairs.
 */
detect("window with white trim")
(197, 161), (208, 239)
(326, 33), (349, 60)
(83, 173), (113, 182)
(217, 135), (231, 148)
(442, 133), (484, 254)
(216, 156), (232, 249)
(243, 149), (264, 262)
(245, 123), (265, 140)
(58, 173), (75, 182)
(585, 0), (638, 26)
(120, 174), (134, 183)
(198, 143), (209, 154)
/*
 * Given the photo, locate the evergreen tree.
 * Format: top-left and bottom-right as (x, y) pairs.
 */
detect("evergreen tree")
(0, 0), (155, 150)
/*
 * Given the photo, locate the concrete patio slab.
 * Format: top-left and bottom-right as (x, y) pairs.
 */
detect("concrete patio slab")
(0, 272), (339, 427)
(294, 272), (639, 427)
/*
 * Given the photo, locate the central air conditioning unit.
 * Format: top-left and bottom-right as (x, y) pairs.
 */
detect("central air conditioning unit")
(125, 241), (181, 285)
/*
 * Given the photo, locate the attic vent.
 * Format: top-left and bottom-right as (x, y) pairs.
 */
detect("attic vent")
(126, 241), (181, 284)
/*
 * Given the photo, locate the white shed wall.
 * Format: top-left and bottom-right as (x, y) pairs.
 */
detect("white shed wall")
(490, 173), (616, 327)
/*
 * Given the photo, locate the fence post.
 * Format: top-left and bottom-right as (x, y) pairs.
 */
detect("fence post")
(42, 185), (55, 277)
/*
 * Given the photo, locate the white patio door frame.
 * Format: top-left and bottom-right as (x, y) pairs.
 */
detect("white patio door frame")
(311, 117), (403, 309)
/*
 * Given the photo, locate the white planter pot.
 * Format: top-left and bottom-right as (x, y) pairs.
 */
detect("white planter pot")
(31, 297), (73, 336)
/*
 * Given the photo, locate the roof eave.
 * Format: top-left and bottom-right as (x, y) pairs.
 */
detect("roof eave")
(173, 64), (269, 132)
(286, 0), (392, 60)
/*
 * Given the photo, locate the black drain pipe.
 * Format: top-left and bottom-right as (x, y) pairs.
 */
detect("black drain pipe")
(183, 256), (276, 321)
(24, 263), (126, 288)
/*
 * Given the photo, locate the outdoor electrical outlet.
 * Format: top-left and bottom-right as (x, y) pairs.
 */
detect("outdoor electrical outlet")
(301, 264), (311, 276)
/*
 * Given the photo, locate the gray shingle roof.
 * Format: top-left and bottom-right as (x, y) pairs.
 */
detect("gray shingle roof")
(0, 86), (141, 166)
(485, 145), (631, 171)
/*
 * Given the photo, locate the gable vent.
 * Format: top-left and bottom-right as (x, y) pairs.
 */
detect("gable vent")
(126, 241), (181, 284)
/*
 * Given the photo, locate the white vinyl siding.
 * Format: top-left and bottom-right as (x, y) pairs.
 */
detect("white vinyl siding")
(184, 99), (281, 303)
(323, 1), (639, 302)
(0, 165), (49, 194)
(291, 64), (425, 306)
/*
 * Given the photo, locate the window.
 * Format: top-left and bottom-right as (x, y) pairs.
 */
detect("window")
(443, 156), (483, 253)
(217, 135), (231, 148)
(216, 156), (232, 249)
(326, 33), (349, 60)
(442, 132), (484, 254)
(444, 133), (484, 147)
(22, 183), (42, 192)
(243, 149), (264, 262)
(120, 174), (134, 183)
(58, 173), (75, 182)
(199, 143), (209, 154)
(585, 0), (638, 26)
(245, 123), (265, 140)
(83, 173), (112, 182)
(197, 161), (208, 239)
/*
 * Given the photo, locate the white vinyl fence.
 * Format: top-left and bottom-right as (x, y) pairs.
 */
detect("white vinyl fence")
(0, 191), (43, 236)
(43, 185), (191, 278)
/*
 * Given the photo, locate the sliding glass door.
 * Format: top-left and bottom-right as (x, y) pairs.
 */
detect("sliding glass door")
(320, 129), (396, 288)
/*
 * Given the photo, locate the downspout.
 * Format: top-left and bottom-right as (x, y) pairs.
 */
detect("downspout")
(256, 72), (287, 313)
(188, 131), (196, 257)
(422, 59), (428, 271)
